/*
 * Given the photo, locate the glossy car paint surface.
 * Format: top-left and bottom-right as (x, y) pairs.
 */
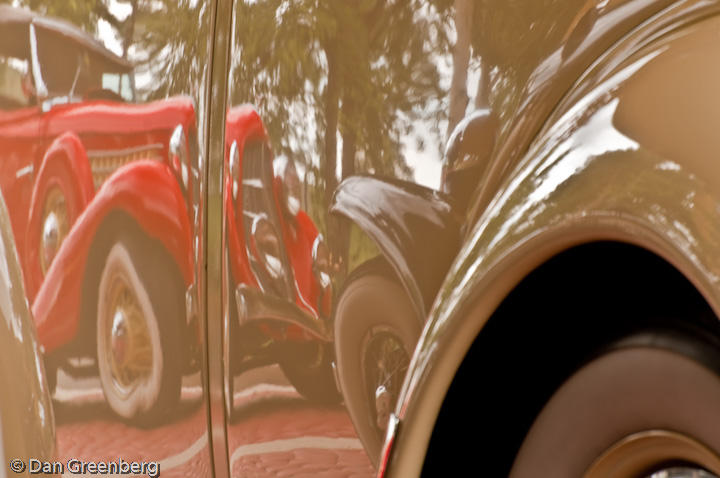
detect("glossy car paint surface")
(1, 2), (214, 476)
(224, 105), (328, 325)
(331, 176), (460, 320)
(3, 0), (720, 477)
(218, 2), (374, 474)
(385, 1), (720, 476)
(0, 190), (55, 470)
(0, 9), (199, 354)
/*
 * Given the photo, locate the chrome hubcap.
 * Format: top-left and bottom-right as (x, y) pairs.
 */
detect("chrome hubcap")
(649, 469), (717, 478)
(585, 430), (720, 478)
(110, 309), (129, 367)
(374, 385), (391, 430)
(40, 187), (69, 274)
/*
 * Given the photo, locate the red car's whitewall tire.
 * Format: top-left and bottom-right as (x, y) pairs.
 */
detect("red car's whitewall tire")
(96, 238), (182, 423)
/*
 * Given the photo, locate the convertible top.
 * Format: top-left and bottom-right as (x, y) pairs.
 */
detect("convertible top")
(0, 5), (132, 72)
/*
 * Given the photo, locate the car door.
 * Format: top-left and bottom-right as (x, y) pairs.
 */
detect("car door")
(217, 0), (461, 475)
(0, 3), (217, 477)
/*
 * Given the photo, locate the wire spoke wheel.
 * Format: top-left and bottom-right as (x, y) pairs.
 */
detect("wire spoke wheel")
(362, 329), (410, 433)
(333, 257), (421, 466)
(102, 271), (154, 398)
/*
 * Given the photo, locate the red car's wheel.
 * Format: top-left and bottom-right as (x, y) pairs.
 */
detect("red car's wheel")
(95, 235), (182, 423)
(27, 153), (89, 295)
(279, 342), (340, 405)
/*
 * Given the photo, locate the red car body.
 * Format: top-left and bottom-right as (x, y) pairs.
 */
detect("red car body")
(8, 100), (198, 352)
(224, 105), (330, 342)
(2, 6), (333, 429)
(0, 8), (198, 355)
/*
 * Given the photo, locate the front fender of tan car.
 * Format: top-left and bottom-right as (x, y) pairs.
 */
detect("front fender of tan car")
(0, 189), (55, 468)
(383, 11), (720, 477)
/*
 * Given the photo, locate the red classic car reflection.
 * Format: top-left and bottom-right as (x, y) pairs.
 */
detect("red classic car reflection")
(223, 105), (338, 414)
(0, 6), (200, 423)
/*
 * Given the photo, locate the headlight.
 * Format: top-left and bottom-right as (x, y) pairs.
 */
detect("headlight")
(251, 215), (284, 281)
(273, 155), (302, 218)
(229, 140), (240, 201)
(169, 124), (190, 190)
(312, 234), (332, 290)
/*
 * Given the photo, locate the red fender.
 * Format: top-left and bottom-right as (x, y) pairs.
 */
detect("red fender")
(224, 105), (268, 289)
(32, 160), (193, 353)
(225, 173), (257, 289)
(282, 211), (326, 316)
(25, 132), (95, 300)
(224, 106), (328, 336)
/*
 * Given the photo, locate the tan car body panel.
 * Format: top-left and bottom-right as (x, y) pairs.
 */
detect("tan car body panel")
(207, 0), (231, 475)
(387, 4), (720, 476)
(0, 191), (55, 468)
(467, 0), (680, 221)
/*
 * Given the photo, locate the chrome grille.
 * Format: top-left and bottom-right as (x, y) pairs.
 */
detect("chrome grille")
(87, 144), (164, 190)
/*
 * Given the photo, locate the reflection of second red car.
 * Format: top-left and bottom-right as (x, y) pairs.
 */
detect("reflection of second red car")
(224, 105), (338, 412)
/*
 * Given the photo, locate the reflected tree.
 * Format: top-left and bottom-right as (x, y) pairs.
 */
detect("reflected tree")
(464, 0), (592, 127)
(231, 0), (449, 269)
(446, 0), (471, 137)
(5, 0), (453, 269)
(132, 0), (212, 101)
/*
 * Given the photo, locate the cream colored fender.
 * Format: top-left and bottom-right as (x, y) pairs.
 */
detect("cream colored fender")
(384, 12), (720, 477)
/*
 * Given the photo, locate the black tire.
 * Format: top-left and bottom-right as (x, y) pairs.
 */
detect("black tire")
(510, 331), (720, 478)
(95, 231), (183, 425)
(333, 257), (421, 466)
(279, 342), (341, 405)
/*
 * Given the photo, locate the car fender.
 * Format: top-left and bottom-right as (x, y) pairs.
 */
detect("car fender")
(330, 175), (461, 322)
(24, 132), (95, 300)
(384, 13), (720, 476)
(0, 190), (55, 465)
(225, 173), (257, 289)
(32, 160), (193, 353)
(224, 105), (269, 290)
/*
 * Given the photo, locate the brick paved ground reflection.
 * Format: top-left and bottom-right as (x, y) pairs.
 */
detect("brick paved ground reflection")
(54, 366), (373, 477)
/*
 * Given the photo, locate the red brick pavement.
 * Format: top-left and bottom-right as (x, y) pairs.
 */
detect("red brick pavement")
(56, 392), (373, 477)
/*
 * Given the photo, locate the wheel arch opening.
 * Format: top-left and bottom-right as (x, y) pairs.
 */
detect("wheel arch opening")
(421, 241), (719, 476)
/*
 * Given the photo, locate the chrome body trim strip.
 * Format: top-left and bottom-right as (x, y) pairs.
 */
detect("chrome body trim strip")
(29, 23), (48, 98)
(15, 165), (33, 179)
(206, 0), (232, 475)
